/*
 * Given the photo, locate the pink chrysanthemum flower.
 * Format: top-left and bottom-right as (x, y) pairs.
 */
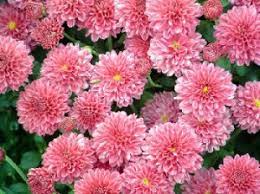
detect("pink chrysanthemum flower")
(179, 109), (234, 153)
(58, 117), (77, 133)
(145, 0), (202, 37)
(78, 0), (120, 42)
(31, 17), (64, 49)
(46, 0), (92, 27)
(231, 81), (260, 133)
(17, 79), (70, 136)
(203, 42), (223, 63)
(75, 169), (122, 194)
(0, 35), (33, 94)
(216, 154), (260, 194)
(175, 63), (236, 120)
(90, 51), (146, 107)
(203, 0), (223, 20)
(215, 6), (260, 66)
(143, 123), (203, 183)
(149, 32), (206, 76)
(24, 1), (46, 20)
(115, 0), (151, 40)
(93, 112), (147, 167)
(0, 4), (32, 42)
(182, 168), (217, 194)
(230, 0), (260, 12)
(71, 92), (110, 133)
(141, 92), (181, 128)
(27, 167), (55, 194)
(41, 44), (93, 93)
(122, 160), (174, 194)
(42, 133), (96, 184)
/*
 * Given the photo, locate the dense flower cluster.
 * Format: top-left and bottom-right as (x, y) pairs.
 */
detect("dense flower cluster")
(0, 0), (259, 193)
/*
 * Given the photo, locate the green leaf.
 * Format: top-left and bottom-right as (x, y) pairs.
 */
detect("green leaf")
(216, 57), (232, 71)
(9, 183), (29, 194)
(197, 20), (215, 42)
(20, 151), (41, 170)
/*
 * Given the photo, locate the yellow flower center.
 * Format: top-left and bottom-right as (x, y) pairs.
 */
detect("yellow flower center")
(61, 64), (69, 71)
(160, 114), (169, 123)
(170, 41), (181, 50)
(113, 73), (122, 81)
(202, 86), (209, 94)
(142, 178), (150, 186)
(168, 147), (176, 153)
(204, 190), (211, 194)
(7, 21), (17, 31)
(254, 99), (260, 108)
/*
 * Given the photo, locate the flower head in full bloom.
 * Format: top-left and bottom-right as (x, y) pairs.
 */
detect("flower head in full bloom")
(143, 123), (203, 183)
(27, 167), (55, 194)
(149, 32), (206, 76)
(78, 0), (120, 41)
(175, 63), (236, 120)
(0, 35), (33, 94)
(203, 0), (223, 20)
(46, 0), (92, 27)
(41, 44), (93, 93)
(74, 169), (122, 194)
(90, 51), (146, 107)
(179, 109), (234, 153)
(71, 92), (111, 133)
(145, 0), (202, 37)
(216, 154), (260, 194)
(229, 0), (260, 12)
(215, 6), (260, 65)
(115, 0), (151, 40)
(93, 112), (147, 167)
(141, 92), (181, 128)
(203, 42), (223, 63)
(31, 17), (64, 49)
(0, 4), (32, 42)
(182, 168), (217, 194)
(17, 79), (70, 136)
(42, 133), (96, 183)
(122, 160), (174, 194)
(231, 81), (260, 133)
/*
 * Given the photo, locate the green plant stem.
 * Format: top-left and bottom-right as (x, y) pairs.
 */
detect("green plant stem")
(107, 37), (113, 51)
(63, 32), (98, 57)
(5, 155), (27, 183)
(0, 188), (6, 194)
(147, 74), (162, 88)
(130, 104), (137, 115)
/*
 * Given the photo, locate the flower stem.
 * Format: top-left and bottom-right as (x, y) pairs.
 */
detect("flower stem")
(107, 37), (113, 51)
(63, 32), (79, 43)
(147, 74), (162, 88)
(5, 155), (27, 183)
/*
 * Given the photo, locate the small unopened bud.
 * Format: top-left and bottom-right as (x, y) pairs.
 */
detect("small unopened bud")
(58, 117), (77, 133)
(203, 0), (223, 20)
(0, 148), (5, 162)
(203, 42), (223, 62)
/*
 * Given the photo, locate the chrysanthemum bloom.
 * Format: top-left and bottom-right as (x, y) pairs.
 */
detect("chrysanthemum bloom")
(230, 0), (260, 12)
(71, 92), (110, 133)
(74, 169), (122, 194)
(27, 167), (55, 194)
(215, 6), (260, 65)
(58, 117), (77, 133)
(17, 79), (70, 136)
(46, 0), (92, 27)
(231, 81), (260, 133)
(0, 35), (33, 94)
(93, 112), (147, 167)
(143, 123), (203, 183)
(179, 109), (234, 153)
(42, 133), (96, 183)
(22, 0), (46, 20)
(175, 63), (236, 120)
(122, 160), (174, 194)
(41, 44), (93, 93)
(182, 168), (217, 194)
(90, 51), (146, 107)
(0, 4), (32, 41)
(115, 0), (151, 40)
(203, 42), (223, 62)
(145, 0), (202, 37)
(78, 0), (120, 42)
(31, 17), (64, 49)
(203, 0), (223, 20)
(149, 32), (206, 76)
(141, 92), (181, 128)
(216, 154), (260, 194)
